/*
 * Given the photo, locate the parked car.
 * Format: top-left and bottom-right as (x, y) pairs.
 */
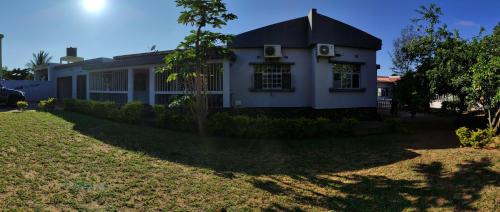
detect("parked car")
(0, 83), (26, 107)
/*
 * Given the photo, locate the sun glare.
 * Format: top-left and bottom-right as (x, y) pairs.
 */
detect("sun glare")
(83, 0), (106, 13)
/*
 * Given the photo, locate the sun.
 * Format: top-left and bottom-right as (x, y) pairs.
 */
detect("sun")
(82, 0), (106, 13)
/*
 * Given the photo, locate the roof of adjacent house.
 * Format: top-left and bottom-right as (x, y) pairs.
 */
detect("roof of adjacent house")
(231, 9), (382, 50)
(377, 76), (401, 83)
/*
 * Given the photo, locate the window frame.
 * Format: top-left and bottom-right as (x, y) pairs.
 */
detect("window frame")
(250, 63), (294, 92)
(332, 63), (362, 90)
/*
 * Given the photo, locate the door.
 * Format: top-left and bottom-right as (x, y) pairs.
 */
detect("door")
(76, 75), (87, 100)
(133, 70), (149, 103)
(57, 77), (72, 100)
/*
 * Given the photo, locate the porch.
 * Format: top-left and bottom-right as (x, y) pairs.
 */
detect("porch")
(86, 62), (230, 107)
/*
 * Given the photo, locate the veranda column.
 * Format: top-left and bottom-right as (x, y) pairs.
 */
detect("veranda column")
(127, 68), (134, 102)
(71, 75), (77, 99)
(148, 66), (155, 105)
(85, 72), (90, 100)
(222, 59), (231, 108)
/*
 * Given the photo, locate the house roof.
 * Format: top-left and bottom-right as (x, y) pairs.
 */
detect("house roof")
(231, 9), (382, 50)
(377, 76), (401, 83)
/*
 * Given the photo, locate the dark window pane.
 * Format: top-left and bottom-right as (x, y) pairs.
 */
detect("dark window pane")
(352, 74), (360, 88)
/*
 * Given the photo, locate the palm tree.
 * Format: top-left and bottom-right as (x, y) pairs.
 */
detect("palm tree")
(26, 51), (52, 71)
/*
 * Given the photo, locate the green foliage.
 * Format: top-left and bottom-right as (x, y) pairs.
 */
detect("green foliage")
(38, 98), (57, 112)
(64, 99), (144, 124)
(393, 71), (429, 115)
(455, 127), (494, 148)
(2, 68), (33, 80)
(160, 0), (237, 135)
(116, 102), (144, 124)
(154, 103), (195, 131)
(26, 51), (52, 72)
(16, 101), (28, 111)
(209, 113), (358, 139)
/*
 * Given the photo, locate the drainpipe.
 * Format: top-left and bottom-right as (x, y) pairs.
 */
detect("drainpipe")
(0, 33), (3, 70)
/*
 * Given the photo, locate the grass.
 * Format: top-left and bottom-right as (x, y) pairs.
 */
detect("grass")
(0, 110), (498, 211)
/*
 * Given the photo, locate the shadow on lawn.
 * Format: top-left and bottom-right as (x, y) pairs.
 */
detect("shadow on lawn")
(259, 158), (499, 211)
(51, 111), (499, 210)
(52, 111), (420, 175)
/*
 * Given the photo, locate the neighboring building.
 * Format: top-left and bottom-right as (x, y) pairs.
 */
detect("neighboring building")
(35, 9), (382, 109)
(377, 75), (400, 100)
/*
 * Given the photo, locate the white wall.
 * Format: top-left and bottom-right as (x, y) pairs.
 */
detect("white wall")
(50, 66), (88, 99)
(312, 46), (378, 109)
(230, 48), (313, 107)
(230, 47), (377, 109)
(0, 80), (54, 101)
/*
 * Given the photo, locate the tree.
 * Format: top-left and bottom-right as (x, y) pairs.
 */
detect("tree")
(427, 29), (483, 113)
(161, 0), (237, 135)
(392, 4), (447, 113)
(390, 25), (418, 74)
(26, 51), (52, 72)
(3, 68), (33, 80)
(394, 71), (428, 117)
(467, 23), (500, 134)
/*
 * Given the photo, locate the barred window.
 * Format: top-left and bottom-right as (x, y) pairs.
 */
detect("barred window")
(333, 63), (361, 89)
(253, 64), (292, 90)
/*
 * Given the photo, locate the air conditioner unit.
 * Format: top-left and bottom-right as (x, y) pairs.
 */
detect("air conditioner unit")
(317, 44), (335, 57)
(263, 45), (282, 58)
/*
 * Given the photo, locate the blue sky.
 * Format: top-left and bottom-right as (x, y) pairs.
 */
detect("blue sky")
(0, 0), (499, 76)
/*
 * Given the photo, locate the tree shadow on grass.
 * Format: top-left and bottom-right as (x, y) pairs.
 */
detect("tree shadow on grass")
(257, 158), (499, 211)
(51, 111), (420, 176)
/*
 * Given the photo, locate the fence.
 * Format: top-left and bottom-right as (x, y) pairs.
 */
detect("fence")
(0, 80), (54, 101)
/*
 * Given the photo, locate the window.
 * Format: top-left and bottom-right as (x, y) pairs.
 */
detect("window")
(253, 64), (292, 90)
(333, 63), (361, 89)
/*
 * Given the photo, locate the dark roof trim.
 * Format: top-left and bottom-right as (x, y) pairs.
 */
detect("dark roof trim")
(231, 9), (382, 50)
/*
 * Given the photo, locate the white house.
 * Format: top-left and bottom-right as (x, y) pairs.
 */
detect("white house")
(35, 9), (382, 110)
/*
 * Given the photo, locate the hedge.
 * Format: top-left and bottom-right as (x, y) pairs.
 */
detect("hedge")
(154, 106), (359, 139)
(64, 99), (144, 124)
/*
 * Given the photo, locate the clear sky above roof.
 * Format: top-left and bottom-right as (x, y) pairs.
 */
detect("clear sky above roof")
(0, 0), (499, 76)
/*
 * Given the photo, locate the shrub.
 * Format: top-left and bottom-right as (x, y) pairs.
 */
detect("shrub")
(206, 112), (357, 139)
(64, 99), (144, 124)
(89, 101), (116, 119)
(441, 100), (461, 114)
(38, 98), (57, 111)
(116, 101), (144, 124)
(155, 106), (196, 131)
(455, 127), (493, 148)
(17, 101), (28, 111)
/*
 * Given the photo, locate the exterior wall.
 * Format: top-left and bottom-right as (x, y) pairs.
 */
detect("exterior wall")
(312, 46), (377, 109)
(0, 80), (53, 101)
(231, 47), (377, 109)
(50, 66), (88, 99)
(230, 48), (313, 107)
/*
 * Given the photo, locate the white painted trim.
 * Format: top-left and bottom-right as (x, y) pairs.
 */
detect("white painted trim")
(223, 59), (231, 108)
(127, 68), (134, 102)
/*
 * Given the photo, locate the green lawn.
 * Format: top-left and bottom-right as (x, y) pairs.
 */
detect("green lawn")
(0, 110), (498, 211)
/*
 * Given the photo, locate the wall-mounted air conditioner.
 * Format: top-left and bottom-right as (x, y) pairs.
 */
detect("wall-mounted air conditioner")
(317, 44), (335, 57)
(263, 45), (282, 58)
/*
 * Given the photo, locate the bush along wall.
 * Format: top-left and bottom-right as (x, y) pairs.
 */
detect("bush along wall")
(64, 99), (144, 124)
(154, 106), (359, 139)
